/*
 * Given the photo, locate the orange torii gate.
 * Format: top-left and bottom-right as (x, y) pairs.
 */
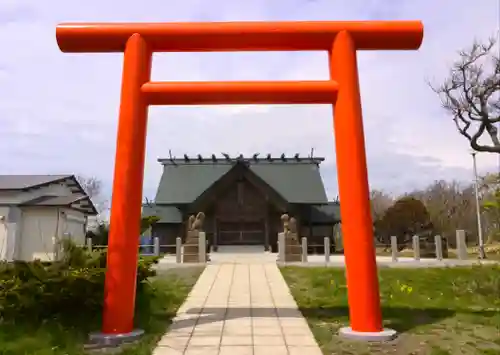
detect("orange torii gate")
(56, 21), (423, 343)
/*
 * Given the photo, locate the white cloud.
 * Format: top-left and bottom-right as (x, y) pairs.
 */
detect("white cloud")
(0, 0), (498, 202)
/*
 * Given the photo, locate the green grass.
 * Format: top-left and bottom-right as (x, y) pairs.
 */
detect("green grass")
(281, 265), (500, 355)
(0, 267), (204, 355)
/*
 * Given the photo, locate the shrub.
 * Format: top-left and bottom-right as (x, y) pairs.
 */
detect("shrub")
(0, 239), (159, 324)
(375, 196), (435, 250)
(86, 215), (160, 246)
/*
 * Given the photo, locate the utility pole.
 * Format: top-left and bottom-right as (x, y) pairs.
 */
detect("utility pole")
(471, 151), (486, 259)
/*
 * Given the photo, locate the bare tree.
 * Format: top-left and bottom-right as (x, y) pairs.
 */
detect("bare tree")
(410, 180), (476, 245)
(370, 189), (394, 222)
(76, 175), (108, 215)
(431, 37), (500, 152)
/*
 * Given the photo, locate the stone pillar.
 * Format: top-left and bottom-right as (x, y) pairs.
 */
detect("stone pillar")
(324, 237), (330, 263)
(183, 212), (208, 263)
(456, 230), (468, 260)
(153, 237), (160, 256)
(198, 232), (206, 263)
(301, 237), (308, 262)
(278, 214), (302, 262)
(183, 230), (201, 263)
(86, 237), (93, 252)
(390, 236), (398, 262)
(412, 235), (420, 261)
(284, 231), (302, 262)
(176, 237), (182, 263)
(213, 218), (218, 252)
(434, 235), (443, 261)
(278, 232), (285, 262)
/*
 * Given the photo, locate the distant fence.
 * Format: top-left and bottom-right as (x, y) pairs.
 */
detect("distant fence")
(85, 235), (208, 264)
(84, 229), (490, 265)
(278, 229), (485, 263)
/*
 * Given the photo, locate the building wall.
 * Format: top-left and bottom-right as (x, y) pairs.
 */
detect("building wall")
(19, 207), (60, 261)
(7, 207), (22, 261)
(267, 210), (283, 252)
(0, 206), (23, 261)
(0, 206), (9, 260)
(212, 179), (268, 222)
(18, 207), (87, 261)
(60, 208), (87, 246)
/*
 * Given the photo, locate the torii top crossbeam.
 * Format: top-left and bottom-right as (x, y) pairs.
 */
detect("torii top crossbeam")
(56, 21), (423, 53)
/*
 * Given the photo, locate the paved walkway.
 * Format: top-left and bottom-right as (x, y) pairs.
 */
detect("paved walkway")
(153, 263), (322, 355)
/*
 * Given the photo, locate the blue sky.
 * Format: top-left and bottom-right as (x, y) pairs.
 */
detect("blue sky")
(0, 0), (499, 204)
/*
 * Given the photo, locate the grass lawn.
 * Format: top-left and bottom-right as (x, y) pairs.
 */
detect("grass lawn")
(281, 265), (500, 355)
(0, 267), (204, 355)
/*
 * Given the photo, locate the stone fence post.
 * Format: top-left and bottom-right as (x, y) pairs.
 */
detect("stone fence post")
(153, 237), (160, 256)
(176, 237), (182, 263)
(434, 235), (443, 261)
(456, 230), (468, 260)
(390, 236), (398, 262)
(412, 235), (420, 261)
(324, 237), (330, 263)
(86, 237), (93, 252)
(301, 237), (308, 262)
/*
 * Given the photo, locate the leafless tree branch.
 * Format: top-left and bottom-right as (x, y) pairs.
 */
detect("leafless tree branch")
(76, 175), (108, 214)
(430, 37), (500, 153)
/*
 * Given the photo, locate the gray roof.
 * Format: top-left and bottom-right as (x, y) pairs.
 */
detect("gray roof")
(0, 175), (98, 215)
(310, 203), (341, 224)
(0, 175), (72, 190)
(155, 164), (232, 204)
(142, 204), (182, 223)
(19, 194), (98, 215)
(154, 157), (328, 204)
(21, 194), (85, 206)
(250, 163), (327, 204)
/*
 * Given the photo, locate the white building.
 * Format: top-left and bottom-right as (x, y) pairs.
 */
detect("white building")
(0, 175), (97, 261)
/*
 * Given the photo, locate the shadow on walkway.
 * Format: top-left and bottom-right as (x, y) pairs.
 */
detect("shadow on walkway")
(166, 306), (498, 334)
